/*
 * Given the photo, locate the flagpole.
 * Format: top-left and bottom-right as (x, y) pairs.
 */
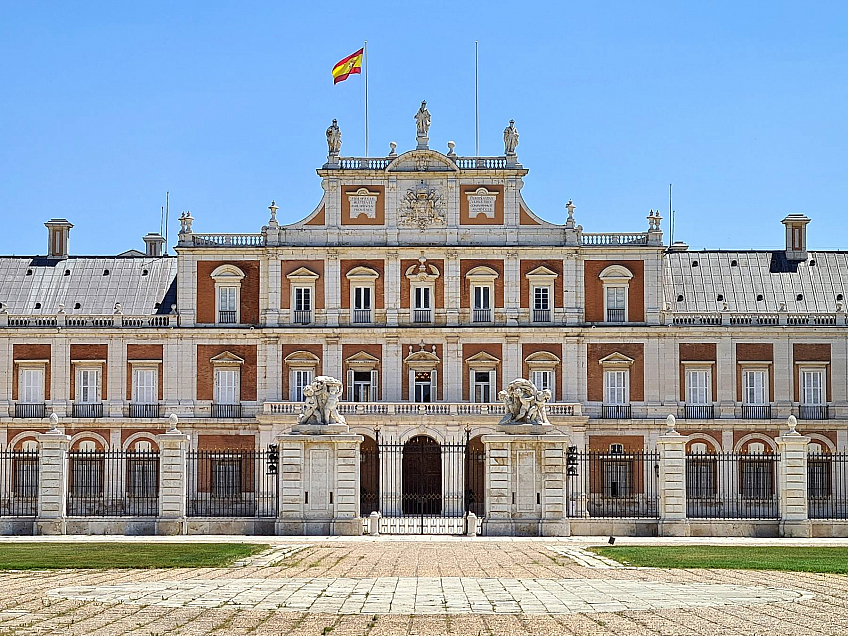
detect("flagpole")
(475, 40), (479, 156)
(364, 40), (369, 156)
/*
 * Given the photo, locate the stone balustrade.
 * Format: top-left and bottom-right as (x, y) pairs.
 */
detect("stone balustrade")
(263, 401), (582, 417)
(667, 311), (845, 327)
(0, 313), (179, 328)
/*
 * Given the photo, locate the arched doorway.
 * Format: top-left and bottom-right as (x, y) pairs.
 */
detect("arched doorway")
(402, 435), (442, 515)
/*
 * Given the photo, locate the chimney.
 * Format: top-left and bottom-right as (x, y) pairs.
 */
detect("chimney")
(45, 218), (73, 258)
(781, 214), (811, 262)
(142, 233), (166, 257)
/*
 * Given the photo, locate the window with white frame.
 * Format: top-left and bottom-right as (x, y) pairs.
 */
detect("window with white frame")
(294, 286), (312, 312)
(531, 370), (553, 396)
(599, 265), (633, 323)
(801, 368), (825, 405)
(284, 351), (320, 402)
(533, 286), (550, 312)
(291, 369), (312, 402)
(466, 351), (499, 403)
(346, 266), (379, 324)
(347, 370), (378, 402)
(132, 367), (157, 404)
(466, 266), (498, 323)
(76, 367), (101, 404)
(18, 366), (44, 404)
(414, 371), (434, 403)
(413, 285), (431, 311)
(404, 347), (440, 403)
(604, 370), (628, 405)
(286, 266), (319, 325)
(743, 369), (768, 405)
(406, 259), (439, 323)
(473, 285), (490, 311)
(525, 350), (560, 402)
(526, 265), (558, 323)
(473, 371), (494, 403)
(211, 264), (245, 325)
(215, 368), (239, 405)
(686, 368), (711, 405)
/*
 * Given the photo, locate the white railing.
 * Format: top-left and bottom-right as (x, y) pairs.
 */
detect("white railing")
(787, 313), (839, 326)
(191, 233), (264, 247)
(581, 232), (649, 246)
(453, 157), (509, 169)
(670, 313), (723, 326)
(1, 314), (178, 328)
(337, 157), (392, 170)
(263, 401), (582, 417)
(729, 313), (780, 326)
(667, 311), (844, 327)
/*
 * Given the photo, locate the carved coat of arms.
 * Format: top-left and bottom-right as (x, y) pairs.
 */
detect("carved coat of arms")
(399, 182), (446, 230)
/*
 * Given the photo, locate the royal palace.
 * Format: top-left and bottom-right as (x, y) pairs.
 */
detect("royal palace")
(0, 105), (846, 537)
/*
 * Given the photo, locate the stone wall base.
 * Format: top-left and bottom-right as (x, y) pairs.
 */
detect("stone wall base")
(780, 519), (813, 538)
(276, 518), (362, 536)
(0, 519), (35, 536)
(35, 518), (65, 535)
(186, 518), (276, 535)
(65, 518), (156, 535)
(688, 520), (778, 537)
(332, 517), (364, 536)
(568, 519), (658, 537)
(811, 520), (848, 537)
(659, 520), (691, 537)
(156, 519), (185, 536)
(482, 519), (570, 537)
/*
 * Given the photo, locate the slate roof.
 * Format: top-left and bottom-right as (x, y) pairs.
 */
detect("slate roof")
(0, 256), (177, 315)
(664, 251), (848, 313)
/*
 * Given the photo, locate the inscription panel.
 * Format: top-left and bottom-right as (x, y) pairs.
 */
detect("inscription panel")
(467, 188), (497, 219)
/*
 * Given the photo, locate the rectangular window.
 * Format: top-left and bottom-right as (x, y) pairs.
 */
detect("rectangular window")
(414, 286), (431, 310)
(19, 368), (44, 403)
(414, 371), (432, 403)
(801, 369), (824, 405)
(291, 369), (312, 402)
(354, 286), (372, 310)
(531, 370), (553, 400)
(215, 369), (239, 405)
(606, 286), (626, 309)
(473, 285), (490, 310)
(686, 369), (710, 405)
(294, 287), (312, 312)
(77, 368), (101, 404)
(533, 286), (550, 311)
(219, 286), (237, 311)
(352, 371), (373, 402)
(743, 369), (767, 405)
(473, 371), (492, 403)
(604, 370), (628, 405)
(133, 368), (157, 404)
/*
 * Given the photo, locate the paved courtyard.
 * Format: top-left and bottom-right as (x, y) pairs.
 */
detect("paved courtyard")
(0, 538), (847, 634)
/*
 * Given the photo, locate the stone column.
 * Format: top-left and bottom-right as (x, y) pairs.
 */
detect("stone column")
(562, 253), (582, 325)
(773, 337), (792, 418)
(776, 416), (811, 537)
(503, 335), (521, 389)
(383, 335), (401, 402)
(36, 415), (70, 535)
(656, 415), (690, 536)
(324, 337), (342, 383)
(156, 415), (188, 536)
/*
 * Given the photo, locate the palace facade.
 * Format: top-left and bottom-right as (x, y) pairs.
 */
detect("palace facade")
(1, 111), (845, 535)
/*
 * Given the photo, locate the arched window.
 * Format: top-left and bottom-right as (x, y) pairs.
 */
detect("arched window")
(210, 264), (246, 325)
(598, 265), (633, 323)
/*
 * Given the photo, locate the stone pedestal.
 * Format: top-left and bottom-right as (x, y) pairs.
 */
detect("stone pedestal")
(776, 426), (811, 538)
(156, 426), (189, 536)
(36, 427), (71, 535)
(277, 427), (363, 536)
(657, 427), (690, 537)
(481, 432), (571, 537)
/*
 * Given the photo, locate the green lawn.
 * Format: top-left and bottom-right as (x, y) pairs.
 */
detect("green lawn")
(0, 542), (267, 570)
(590, 545), (848, 574)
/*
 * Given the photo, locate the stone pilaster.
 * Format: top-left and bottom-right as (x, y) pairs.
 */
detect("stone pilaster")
(36, 418), (70, 535)
(504, 250), (519, 325)
(264, 256), (281, 327)
(656, 416), (690, 536)
(156, 417), (188, 535)
(385, 252), (400, 327)
(445, 250), (460, 325)
(444, 335), (462, 402)
(325, 250), (340, 327)
(716, 337), (735, 418)
(776, 417), (811, 537)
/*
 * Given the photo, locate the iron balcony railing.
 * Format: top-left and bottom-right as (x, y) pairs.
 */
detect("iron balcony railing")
(218, 310), (237, 324)
(686, 452), (779, 519)
(72, 403), (103, 418)
(606, 308), (625, 322)
(129, 403), (161, 419)
(602, 405), (631, 419)
(352, 309), (372, 324)
(741, 404), (772, 419)
(413, 309), (432, 323)
(292, 310), (312, 325)
(683, 404), (714, 419)
(211, 403), (242, 419)
(800, 404), (829, 420)
(14, 403), (46, 419)
(0, 448), (38, 517)
(472, 308), (492, 323)
(532, 309), (551, 323)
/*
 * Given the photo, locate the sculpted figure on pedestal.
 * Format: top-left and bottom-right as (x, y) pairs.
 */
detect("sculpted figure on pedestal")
(414, 101), (431, 138)
(326, 119), (342, 155)
(298, 375), (347, 425)
(498, 378), (551, 426)
(503, 119), (519, 155)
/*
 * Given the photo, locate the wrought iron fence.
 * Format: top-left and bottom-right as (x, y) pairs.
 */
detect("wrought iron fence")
(472, 308), (492, 323)
(566, 449), (659, 518)
(360, 432), (484, 534)
(606, 308), (625, 322)
(352, 309), (372, 324)
(808, 452), (848, 519)
(72, 403), (103, 418)
(186, 449), (278, 517)
(218, 310), (237, 324)
(0, 448), (38, 516)
(685, 452), (779, 519)
(14, 403), (46, 419)
(413, 309), (432, 323)
(532, 309), (551, 323)
(67, 449), (159, 516)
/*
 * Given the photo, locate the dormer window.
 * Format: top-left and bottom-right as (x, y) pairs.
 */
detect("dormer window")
(210, 264), (245, 325)
(599, 265), (633, 323)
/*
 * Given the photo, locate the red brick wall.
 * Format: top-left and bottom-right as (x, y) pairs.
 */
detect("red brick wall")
(400, 259), (445, 309)
(196, 344), (257, 401)
(401, 344), (443, 401)
(678, 343), (717, 401)
(340, 260), (384, 309)
(519, 260), (564, 308)
(586, 343), (644, 402)
(521, 343), (562, 400)
(69, 344), (108, 400)
(12, 344), (51, 401)
(342, 344), (382, 400)
(126, 344), (164, 400)
(196, 260), (261, 325)
(793, 343), (832, 402)
(584, 260), (645, 323)
(736, 343), (774, 402)
(461, 343), (502, 401)
(460, 260), (504, 309)
(282, 343), (323, 399)
(280, 260), (325, 310)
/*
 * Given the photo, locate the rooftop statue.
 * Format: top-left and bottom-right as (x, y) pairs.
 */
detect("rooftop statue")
(414, 101), (431, 138)
(326, 119), (342, 155)
(498, 378), (551, 426)
(298, 376), (346, 426)
(503, 120), (519, 155)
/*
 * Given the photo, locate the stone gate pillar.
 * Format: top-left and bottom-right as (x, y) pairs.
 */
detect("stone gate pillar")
(776, 416), (811, 538)
(36, 414), (70, 535)
(656, 415), (690, 537)
(156, 414), (188, 535)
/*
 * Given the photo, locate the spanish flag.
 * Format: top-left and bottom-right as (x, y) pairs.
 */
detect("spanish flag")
(332, 48), (364, 84)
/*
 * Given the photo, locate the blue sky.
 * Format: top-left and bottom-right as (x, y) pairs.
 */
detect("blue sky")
(1, 1), (846, 255)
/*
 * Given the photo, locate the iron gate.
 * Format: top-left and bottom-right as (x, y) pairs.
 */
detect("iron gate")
(360, 431), (485, 534)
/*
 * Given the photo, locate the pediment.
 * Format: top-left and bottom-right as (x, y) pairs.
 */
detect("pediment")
(284, 350), (320, 365)
(345, 351), (380, 370)
(465, 351), (501, 369)
(598, 352), (634, 366)
(524, 351), (561, 367)
(286, 267), (320, 281)
(210, 264), (246, 281)
(210, 350), (244, 365)
(386, 149), (460, 174)
(599, 265), (633, 281)
(465, 266), (499, 280)
(404, 349), (441, 368)
(345, 266), (380, 280)
(526, 265), (559, 279)
(405, 262), (440, 280)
